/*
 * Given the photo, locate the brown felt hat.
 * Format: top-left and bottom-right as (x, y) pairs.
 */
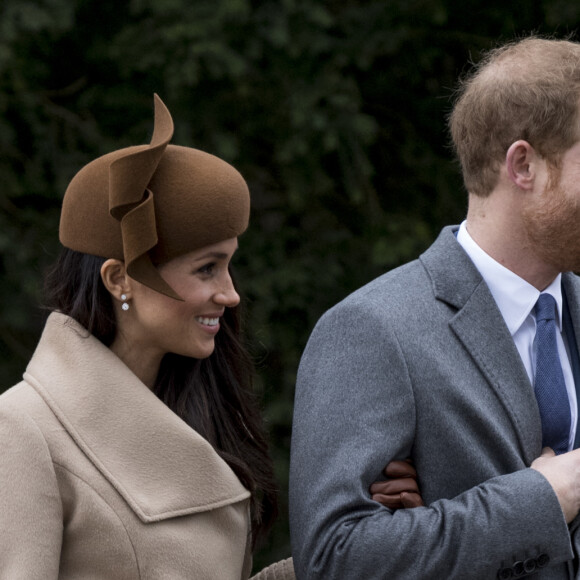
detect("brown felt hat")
(59, 94), (250, 300)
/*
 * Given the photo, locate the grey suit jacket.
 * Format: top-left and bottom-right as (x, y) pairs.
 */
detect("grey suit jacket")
(289, 226), (580, 579)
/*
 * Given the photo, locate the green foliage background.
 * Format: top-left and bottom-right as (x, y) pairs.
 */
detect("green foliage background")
(2, 0), (580, 569)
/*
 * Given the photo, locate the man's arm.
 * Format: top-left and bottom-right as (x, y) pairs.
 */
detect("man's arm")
(289, 300), (575, 579)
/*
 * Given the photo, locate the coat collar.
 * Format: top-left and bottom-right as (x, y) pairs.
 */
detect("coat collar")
(420, 226), (542, 464)
(24, 312), (250, 523)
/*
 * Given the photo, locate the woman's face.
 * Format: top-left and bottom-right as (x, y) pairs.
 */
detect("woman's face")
(121, 237), (240, 362)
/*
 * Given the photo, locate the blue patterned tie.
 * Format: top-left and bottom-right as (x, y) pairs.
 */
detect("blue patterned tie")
(534, 293), (571, 455)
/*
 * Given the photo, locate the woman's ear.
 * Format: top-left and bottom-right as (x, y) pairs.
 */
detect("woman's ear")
(100, 259), (131, 302)
(505, 140), (542, 191)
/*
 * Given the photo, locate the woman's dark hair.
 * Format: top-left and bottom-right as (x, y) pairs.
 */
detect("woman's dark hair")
(43, 247), (278, 546)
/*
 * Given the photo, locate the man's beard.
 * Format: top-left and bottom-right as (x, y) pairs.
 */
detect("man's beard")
(522, 175), (580, 273)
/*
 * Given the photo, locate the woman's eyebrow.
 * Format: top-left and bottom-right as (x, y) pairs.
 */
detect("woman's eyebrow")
(192, 248), (238, 263)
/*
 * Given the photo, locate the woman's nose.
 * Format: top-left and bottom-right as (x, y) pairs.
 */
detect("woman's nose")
(214, 273), (240, 307)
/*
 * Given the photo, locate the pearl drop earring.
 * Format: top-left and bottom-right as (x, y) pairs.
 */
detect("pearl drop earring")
(121, 294), (130, 311)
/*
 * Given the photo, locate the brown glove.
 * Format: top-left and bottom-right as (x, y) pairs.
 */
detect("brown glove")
(369, 459), (424, 509)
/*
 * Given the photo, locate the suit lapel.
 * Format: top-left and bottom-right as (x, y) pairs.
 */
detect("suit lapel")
(420, 227), (542, 465)
(562, 274), (580, 450)
(449, 283), (542, 464)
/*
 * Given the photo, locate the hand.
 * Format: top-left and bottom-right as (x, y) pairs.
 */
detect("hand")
(370, 459), (424, 509)
(531, 447), (580, 523)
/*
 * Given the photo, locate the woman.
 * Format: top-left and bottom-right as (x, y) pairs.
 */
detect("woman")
(0, 95), (292, 579)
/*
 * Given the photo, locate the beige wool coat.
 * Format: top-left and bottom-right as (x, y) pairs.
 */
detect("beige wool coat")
(0, 312), (293, 579)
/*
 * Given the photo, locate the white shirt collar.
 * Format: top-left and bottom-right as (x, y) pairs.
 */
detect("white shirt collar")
(456, 221), (563, 334)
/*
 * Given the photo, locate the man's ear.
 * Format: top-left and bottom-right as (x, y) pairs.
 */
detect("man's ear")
(100, 259), (131, 302)
(505, 140), (542, 191)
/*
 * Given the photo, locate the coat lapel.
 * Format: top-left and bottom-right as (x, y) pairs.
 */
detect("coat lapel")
(420, 227), (542, 465)
(24, 313), (250, 523)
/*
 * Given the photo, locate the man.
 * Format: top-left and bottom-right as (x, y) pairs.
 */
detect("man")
(289, 37), (580, 579)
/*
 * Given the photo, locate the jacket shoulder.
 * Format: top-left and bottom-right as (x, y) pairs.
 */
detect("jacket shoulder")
(0, 380), (61, 441)
(321, 257), (432, 325)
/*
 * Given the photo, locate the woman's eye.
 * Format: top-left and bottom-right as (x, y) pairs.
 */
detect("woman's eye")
(198, 263), (216, 275)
